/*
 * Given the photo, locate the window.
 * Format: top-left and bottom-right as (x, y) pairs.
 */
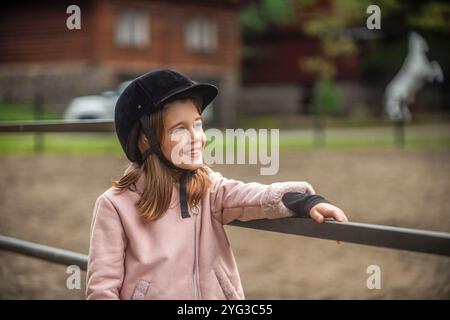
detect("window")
(115, 10), (150, 49)
(185, 17), (218, 53)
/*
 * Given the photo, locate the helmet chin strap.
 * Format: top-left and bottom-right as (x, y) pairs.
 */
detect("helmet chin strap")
(139, 116), (196, 219)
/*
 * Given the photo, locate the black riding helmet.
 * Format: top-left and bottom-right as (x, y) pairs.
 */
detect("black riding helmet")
(114, 69), (218, 218)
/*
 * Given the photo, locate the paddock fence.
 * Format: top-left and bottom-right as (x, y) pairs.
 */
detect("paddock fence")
(1, 120), (449, 272)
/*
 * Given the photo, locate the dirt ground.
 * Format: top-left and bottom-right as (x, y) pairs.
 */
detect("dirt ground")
(1, 149), (449, 299)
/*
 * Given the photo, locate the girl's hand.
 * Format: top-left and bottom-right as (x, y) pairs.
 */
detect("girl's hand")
(309, 203), (348, 223)
(309, 203), (348, 244)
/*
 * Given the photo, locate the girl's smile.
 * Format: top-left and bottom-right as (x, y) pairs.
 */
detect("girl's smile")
(184, 147), (202, 160)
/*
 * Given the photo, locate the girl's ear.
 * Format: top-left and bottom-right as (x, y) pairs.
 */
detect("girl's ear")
(143, 134), (149, 145)
(138, 131), (151, 152)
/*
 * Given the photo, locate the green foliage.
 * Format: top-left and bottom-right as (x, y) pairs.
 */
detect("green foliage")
(312, 78), (341, 115)
(240, 0), (448, 77)
(240, 0), (295, 34)
(409, 2), (450, 33)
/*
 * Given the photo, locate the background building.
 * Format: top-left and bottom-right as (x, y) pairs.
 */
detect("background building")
(0, 0), (244, 126)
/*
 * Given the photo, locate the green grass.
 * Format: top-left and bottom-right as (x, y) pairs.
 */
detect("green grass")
(1, 129), (448, 155)
(0, 133), (121, 154)
(0, 103), (61, 121)
(207, 136), (450, 153)
(0, 104), (449, 154)
(278, 136), (450, 150)
(236, 113), (450, 129)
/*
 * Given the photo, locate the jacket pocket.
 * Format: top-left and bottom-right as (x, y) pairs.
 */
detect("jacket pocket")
(131, 280), (151, 300)
(214, 265), (242, 300)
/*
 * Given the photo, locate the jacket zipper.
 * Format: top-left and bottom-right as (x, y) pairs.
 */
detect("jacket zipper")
(192, 205), (199, 300)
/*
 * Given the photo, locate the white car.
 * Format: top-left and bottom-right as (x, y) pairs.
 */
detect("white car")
(63, 80), (215, 123)
(63, 81), (131, 120)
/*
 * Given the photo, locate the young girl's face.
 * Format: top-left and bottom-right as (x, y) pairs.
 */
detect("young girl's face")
(161, 99), (206, 171)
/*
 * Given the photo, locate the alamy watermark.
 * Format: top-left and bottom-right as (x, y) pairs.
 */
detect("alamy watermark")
(66, 265), (81, 290)
(170, 128), (280, 175)
(366, 5), (381, 30)
(66, 5), (81, 30)
(366, 265), (381, 290)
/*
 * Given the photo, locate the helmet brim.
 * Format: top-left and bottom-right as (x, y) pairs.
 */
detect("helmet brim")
(156, 83), (218, 112)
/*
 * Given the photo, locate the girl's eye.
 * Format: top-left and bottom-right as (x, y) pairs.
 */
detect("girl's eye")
(172, 121), (202, 134)
(173, 127), (187, 134)
(194, 121), (203, 130)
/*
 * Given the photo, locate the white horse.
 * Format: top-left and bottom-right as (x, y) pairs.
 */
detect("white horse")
(384, 32), (443, 122)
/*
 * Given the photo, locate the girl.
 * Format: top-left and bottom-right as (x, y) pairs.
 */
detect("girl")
(86, 69), (348, 300)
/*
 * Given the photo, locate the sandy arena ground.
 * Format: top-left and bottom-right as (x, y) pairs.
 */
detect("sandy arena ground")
(1, 149), (449, 299)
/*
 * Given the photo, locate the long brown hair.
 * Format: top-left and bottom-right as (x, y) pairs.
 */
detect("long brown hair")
(112, 97), (211, 221)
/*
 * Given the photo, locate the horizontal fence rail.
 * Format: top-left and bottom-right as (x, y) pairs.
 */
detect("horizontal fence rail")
(230, 218), (450, 257)
(0, 235), (88, 270)
(1, 218), (449, 272)
(0, 120), (114, 133)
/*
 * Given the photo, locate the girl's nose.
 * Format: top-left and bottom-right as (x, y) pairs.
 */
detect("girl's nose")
(190, 127), (203, 146)
(188, 128), (195, 142)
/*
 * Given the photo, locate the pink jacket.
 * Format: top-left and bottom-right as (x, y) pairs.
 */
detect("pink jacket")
(86, 169), (315, 300)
